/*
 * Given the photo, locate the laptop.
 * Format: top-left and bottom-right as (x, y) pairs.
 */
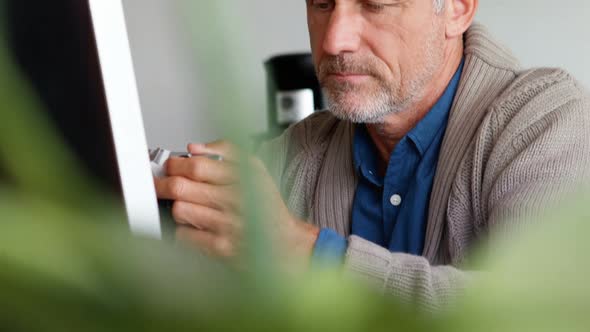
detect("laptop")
(5, 0), (162, 238)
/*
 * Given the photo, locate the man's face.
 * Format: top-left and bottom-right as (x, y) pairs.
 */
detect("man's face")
(307, 0), (446, 123)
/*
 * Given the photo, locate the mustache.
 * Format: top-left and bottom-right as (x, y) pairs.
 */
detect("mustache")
(317, 54), (381, 79)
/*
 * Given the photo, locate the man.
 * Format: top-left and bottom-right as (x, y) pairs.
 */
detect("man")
(155, 0), (590, 310)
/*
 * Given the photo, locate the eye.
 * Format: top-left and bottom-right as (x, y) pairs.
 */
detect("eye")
(364, 1), (386, 12)
(309, 0), (334, 12)
(363, 1), (398, 13)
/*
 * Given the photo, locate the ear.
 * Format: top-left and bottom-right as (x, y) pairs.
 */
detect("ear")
(444, 0), (479, 39)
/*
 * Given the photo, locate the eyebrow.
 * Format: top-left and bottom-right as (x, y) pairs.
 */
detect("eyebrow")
(305, 0), (414, 7)
(358, 0), (414, 9)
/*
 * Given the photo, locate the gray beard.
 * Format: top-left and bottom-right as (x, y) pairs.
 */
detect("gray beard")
(324, 87), (407, 123)
(322, 56), (439, 124)
(323, 76), (423, 124)
(322, 26), (444, 124)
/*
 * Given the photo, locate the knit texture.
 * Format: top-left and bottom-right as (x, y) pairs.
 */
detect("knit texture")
(258, 23), (590, 311)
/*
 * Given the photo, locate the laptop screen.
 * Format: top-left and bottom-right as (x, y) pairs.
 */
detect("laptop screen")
(5, 0), (161, 237)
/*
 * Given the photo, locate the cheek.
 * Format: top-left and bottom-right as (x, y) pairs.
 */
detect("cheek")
(366, 28), (426, 80)
(362, 24), (409, 75)
(309, 32), (322, 55)
(365, 41), (401, 80)
(308, 29), (327, 71)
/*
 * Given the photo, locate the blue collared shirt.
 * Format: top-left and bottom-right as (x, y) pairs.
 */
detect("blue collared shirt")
(311, 61), (464, 268)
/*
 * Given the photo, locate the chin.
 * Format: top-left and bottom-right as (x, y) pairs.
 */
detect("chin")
(327, 102), (388, 124)
(329, 110), (387, 124)
(327, 96), (410, 124)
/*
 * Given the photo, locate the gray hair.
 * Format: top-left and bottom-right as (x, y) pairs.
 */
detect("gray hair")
(434, 0), (445, 13)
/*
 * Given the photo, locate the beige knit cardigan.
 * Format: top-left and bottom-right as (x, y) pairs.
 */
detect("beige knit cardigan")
(259, 23), (590, 310)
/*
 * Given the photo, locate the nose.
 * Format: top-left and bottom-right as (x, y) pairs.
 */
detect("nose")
(322, 7), (362, 56)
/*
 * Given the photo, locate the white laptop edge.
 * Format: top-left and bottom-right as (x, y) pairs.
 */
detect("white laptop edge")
(88, 0), (162, 238)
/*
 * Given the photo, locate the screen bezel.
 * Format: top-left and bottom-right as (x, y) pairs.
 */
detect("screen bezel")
(88, 0), (161, 238)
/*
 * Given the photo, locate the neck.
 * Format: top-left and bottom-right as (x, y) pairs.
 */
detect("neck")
(367, 40), (464, 167)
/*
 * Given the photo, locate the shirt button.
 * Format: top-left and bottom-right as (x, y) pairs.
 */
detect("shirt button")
(390, 194), (402, 207)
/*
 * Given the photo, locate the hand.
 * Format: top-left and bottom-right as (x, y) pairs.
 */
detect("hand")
(154, 141), (320, 270)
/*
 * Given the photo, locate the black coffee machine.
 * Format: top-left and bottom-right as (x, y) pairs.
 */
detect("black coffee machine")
(264, 53), (325, 137)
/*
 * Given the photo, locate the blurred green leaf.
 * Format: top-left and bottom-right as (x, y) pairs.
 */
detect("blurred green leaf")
(178, 1), (280, 284)
(444, 190), (590, 332)
(1, 2), (590, 332)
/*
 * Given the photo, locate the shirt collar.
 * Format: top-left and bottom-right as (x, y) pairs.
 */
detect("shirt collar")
(353, 124), (382, 186)
(406, 59), (464, 156)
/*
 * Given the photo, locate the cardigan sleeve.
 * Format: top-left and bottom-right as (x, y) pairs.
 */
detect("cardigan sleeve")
(344, 236), (475, 311)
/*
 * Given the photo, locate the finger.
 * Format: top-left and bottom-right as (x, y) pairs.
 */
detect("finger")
(154, 176), (241, 211)
(165, 155), (238, 185)
(176, 225), (234, 258)
(248, 155), (272, 176)
(172, 201), (233, 234)
(188, 141), (238, 162)
(175, 225), (216, 254)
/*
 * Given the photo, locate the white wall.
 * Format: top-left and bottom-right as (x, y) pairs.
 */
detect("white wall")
(476, 1), (590, 88)
(123, 0), (589, 150)
(122, 0), (310, 150)
(122, 0), (209, 151)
